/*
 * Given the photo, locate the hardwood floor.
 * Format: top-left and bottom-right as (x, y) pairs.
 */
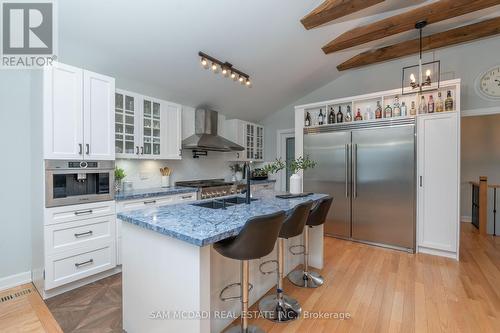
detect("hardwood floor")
(234, 223), (500, 333)
(45, 274), (121, 333)
(0, 283), (62, 333)
(34, 223), (500, 333)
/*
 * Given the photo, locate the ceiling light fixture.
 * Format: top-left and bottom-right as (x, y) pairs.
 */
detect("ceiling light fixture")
(198, 51), (252, 87)
(201, 58), (209, 69)
(401, 21), (440, 95)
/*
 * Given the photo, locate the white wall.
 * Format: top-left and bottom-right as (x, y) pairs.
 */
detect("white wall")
(461, 114), (500, 232)
(0, 71), (32, 280)
(263, 37), (500, 160)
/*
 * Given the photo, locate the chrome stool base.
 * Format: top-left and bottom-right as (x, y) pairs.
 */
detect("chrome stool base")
(288, 270), (324, 288)
(225, 325), (266, 333)
(258, 294), (302, 322)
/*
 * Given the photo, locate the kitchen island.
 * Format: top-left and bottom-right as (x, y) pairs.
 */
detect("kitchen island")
(118, 191), (328, 333)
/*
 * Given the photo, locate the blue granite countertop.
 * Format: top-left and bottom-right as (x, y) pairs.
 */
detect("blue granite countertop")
(118, 191), (328, 246)
(115, 186), (198, 201)
(248, 179), (276, 185)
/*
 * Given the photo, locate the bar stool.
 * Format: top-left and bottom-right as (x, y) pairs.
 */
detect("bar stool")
(288, 196), (333, 288)
(215, 210), (286, 333)
(258, 200), (314, 322)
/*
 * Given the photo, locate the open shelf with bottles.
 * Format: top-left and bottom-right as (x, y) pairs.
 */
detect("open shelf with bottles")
(299, 79), (460, 129)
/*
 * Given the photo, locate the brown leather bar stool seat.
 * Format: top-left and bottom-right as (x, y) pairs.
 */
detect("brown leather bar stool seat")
(258, 200), (313, 323)
(288, 196), (333, 288)
(214, 210), (286, 333)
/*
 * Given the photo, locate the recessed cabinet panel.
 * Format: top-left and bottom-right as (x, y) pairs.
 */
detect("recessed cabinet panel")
(43, 63), (84, 160)
(417, 113), (459, 254)
(84, 70), (115, 160)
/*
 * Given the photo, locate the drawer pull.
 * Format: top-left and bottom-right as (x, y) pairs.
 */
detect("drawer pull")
(144, 200), (156, 205)
(74, 209), (93, 216)
(181, 195), (193, 199)
(75, 259), (94, 268)
(74, 231), (93, 238)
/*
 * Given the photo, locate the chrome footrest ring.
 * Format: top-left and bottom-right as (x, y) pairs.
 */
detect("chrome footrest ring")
(259, 259), (278, 275)
(219, 282), (254, 302)
(289, 244), (305, 255)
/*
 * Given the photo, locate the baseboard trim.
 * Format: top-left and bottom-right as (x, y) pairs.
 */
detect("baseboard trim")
(0, 271), (32, 292)
(418, 246), (458, 261)
(39, 266), (122, 300)
(461, 216), (472, 223)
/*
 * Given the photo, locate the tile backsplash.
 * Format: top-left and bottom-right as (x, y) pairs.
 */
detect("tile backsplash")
(116, 151), (235, 189)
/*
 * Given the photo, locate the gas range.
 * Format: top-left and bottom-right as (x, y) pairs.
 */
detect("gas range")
(175, 179), (246, 200)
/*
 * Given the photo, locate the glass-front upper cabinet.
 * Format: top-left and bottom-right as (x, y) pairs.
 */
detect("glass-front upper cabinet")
(246, 124), (255, 159)
(115, 90), (139, 158)
(142, 98), (162, 157)
(255, 126), (264, 160)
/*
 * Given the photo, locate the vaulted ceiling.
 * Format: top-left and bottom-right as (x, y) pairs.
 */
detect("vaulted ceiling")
(58, 0), (500, 122)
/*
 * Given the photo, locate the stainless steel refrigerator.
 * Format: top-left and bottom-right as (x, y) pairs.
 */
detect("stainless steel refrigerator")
(303, 118), (416, 252)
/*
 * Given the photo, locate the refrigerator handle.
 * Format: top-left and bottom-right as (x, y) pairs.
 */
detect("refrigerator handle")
(345, 144), (349, 198)
(353, 143), (358, 198)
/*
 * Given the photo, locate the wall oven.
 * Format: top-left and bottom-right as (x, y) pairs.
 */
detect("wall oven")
(45, 160), (115, 208)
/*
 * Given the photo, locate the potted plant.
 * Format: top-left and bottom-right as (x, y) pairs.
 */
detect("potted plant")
(114, 167), (126, 193)
(230, 163), (244, 181)
(263, 156), (317, 194)
(289, 156), (317, 194)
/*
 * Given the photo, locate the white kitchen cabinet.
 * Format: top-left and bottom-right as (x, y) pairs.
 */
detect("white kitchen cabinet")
(43, 62), (84, 159)
(225, 119), (264, 161)
(84, 70), (115, 160)
(115, 89), (141, 158)
(115, 192), (197, 265)
(417, 112), (460, 259)
(114, 91), (182, 160)
(44, 62), (115, 160)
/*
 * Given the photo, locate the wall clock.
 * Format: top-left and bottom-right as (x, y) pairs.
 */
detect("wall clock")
(476, 65), (500, 100)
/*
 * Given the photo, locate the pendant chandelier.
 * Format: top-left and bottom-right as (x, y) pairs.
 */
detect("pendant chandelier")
(401, 20), (440, 96)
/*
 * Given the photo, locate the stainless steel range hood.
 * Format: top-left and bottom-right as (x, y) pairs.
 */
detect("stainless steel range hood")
(182, 108), (244, 152)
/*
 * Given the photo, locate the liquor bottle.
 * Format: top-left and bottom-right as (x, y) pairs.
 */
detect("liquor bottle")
(345, 105), (353, 122)
(384, 104), (392, 118)
(364, 106), (373, 120)
(328, 106), (335, 124)
(375, 101), (383, 119)
(436, 92), (444, 112)
(393, 96), (401, 117)
(305, 112), (311, 127)
(445, 90), (454, 111)
(318, 108), (325, 125)
(427, 95), (435, 113)
(419, 96), (427, 114)
(354, 108), (363, 121)
(336, 106), (344, 123)
(401, 101), (408, 117)
(410, 101), (417, 116)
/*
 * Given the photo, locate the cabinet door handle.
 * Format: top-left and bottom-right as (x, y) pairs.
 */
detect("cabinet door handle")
(181, 195), (192, 199)
(75, 259), (94, 268)
(74, 230), (93, 238)
(74, 209), (93, 216)
(78, 143), (83, 155)
(144, 200), (156, 205)
(141, 146), (144, 155)
(136, 146), (139, 155)
(419, 176), (423, 187)
(85, 144), (90, 155)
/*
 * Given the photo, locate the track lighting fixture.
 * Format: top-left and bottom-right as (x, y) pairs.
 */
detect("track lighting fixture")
(199, 51), (252, 87)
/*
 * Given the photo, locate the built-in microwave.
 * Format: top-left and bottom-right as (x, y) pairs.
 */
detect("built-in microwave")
(45, 160), (115, 208)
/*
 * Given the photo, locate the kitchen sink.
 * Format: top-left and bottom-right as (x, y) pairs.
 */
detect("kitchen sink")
(191, 196), (257, 209)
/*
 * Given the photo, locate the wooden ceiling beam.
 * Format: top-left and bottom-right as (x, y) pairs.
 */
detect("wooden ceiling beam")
(301, 0), (384, 30)
(323, 0), (500, 54)
(337, 17), (500, 71)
